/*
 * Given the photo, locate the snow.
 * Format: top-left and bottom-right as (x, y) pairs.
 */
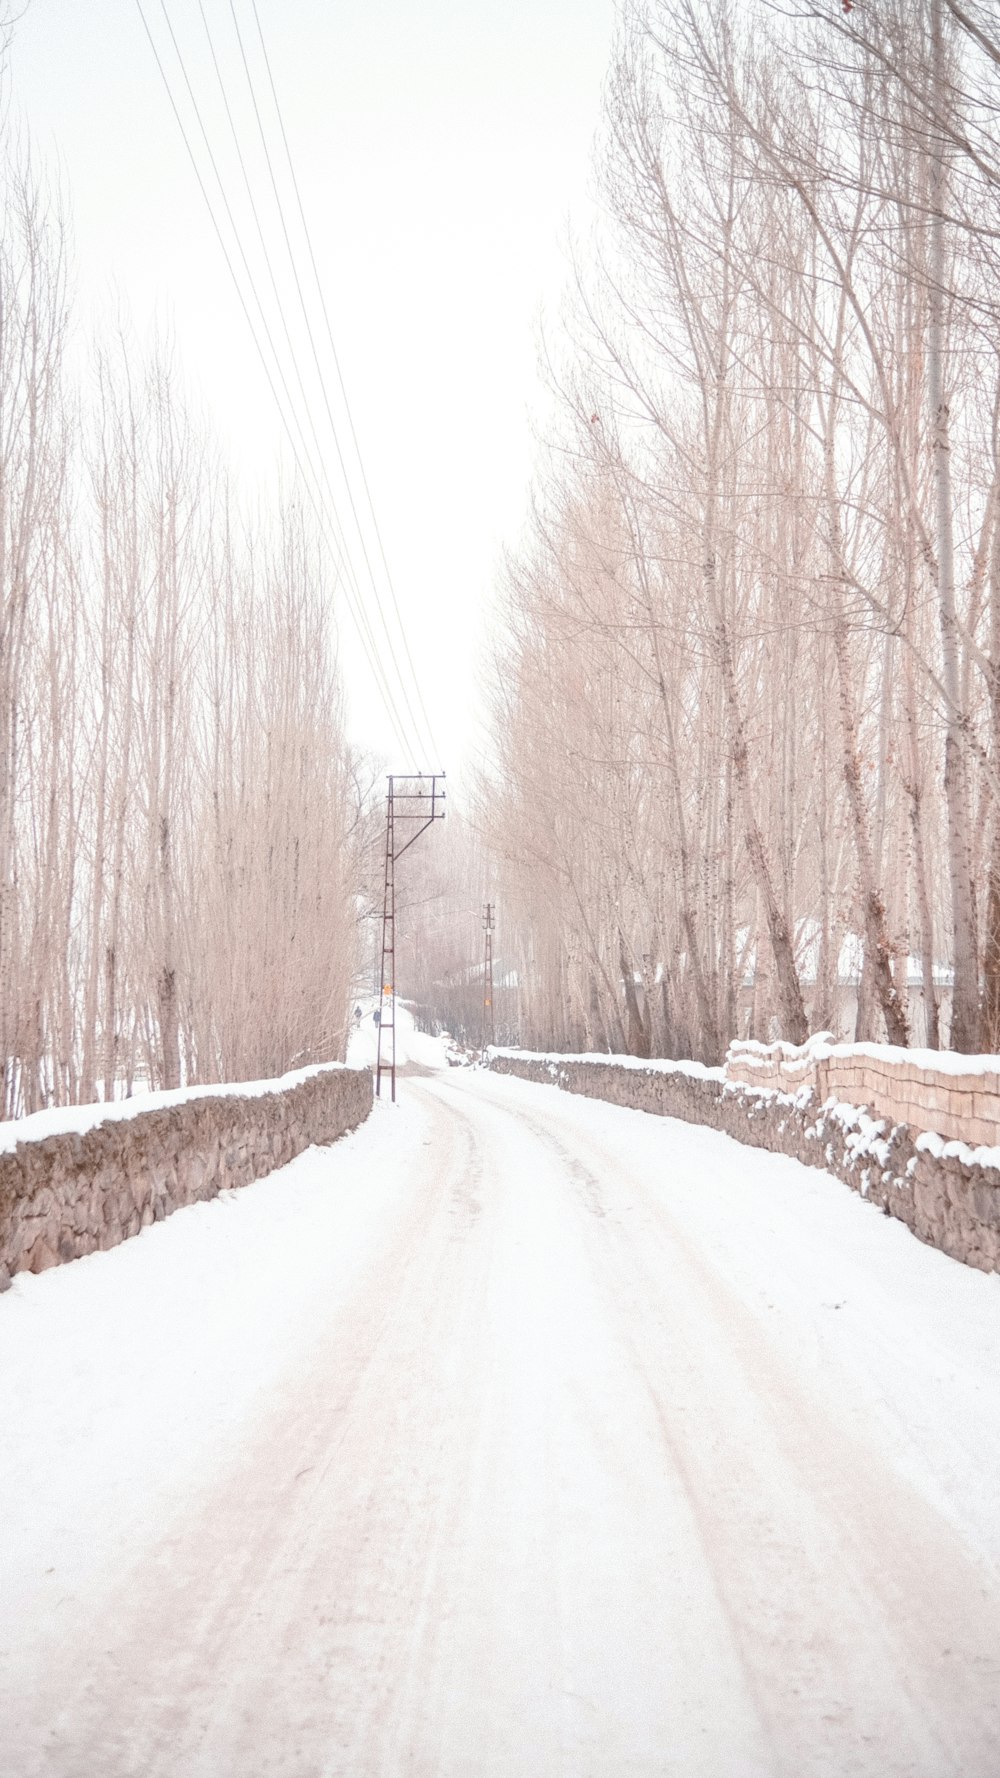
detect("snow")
(728, 1030), (833, 1065)
(822, 1039), (1000, 1075)
(811, 1097), (893, 1170)
(0, 1098), (423, 1643)
(730, 1030), (1000, 1078)
(346, 994), (450, 1072)
(0, 1061), (350, 1156)
(489, 1045), (725, 1081)
(2, 1068), (999, 1772)
(723, 1076), (820, 1117)
(915, 1128), (1000, 1169)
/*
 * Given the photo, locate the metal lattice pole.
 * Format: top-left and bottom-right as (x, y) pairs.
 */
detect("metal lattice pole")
(375, 773), (446, 1101)
(375, 778), (397, 1101)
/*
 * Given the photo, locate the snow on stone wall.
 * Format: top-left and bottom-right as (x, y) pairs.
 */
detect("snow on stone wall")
(486, 1049), (1000, 1276)
(0, 1064), (373, 1290)
(726, 1036), (1000, 1151)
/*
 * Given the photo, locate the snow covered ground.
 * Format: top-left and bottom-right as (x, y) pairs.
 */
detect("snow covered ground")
(346, 994), (450, 1072)
(2, 1066), (999, 1775)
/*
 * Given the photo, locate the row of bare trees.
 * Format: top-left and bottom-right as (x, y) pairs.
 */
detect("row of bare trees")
(483, 0), (1000, 1060)
(0, 142), (362, 1116)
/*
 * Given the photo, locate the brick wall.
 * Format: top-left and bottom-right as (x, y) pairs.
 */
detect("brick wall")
(727, 1038), (1000, 1150)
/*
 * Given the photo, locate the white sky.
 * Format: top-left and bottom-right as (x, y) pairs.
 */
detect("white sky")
(8, 0), (616, 775)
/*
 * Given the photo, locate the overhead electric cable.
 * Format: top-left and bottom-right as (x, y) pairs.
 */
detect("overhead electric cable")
(134, 0), (419, 762)
(152, 0), (387, 666)
(226, 0), (437, 767)
(192, 0), (423, 762)
(246, 0), (442, 766)
(136, 2), (419, 765)
(142, 0), (439, 768)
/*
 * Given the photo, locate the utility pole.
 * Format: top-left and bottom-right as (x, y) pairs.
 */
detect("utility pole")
(482, 901), (495, 1058)
(376, 773), (445, 1101)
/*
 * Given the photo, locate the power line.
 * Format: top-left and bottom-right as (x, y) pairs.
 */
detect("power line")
(189, 0), (418, 757)
(233, 0), (439, 768)
(246, 0), (442, 766)
(211, 0), (436, 767)
(147, 0), (411, 762)
(135, 0), (430, 766)
(137, 0), (407, 760)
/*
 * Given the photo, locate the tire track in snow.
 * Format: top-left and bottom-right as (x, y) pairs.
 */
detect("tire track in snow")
(442, 1067), (1000, 1777)
(5, 1067), (1000, 1776)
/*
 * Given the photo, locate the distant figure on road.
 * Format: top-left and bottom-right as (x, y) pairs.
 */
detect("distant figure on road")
(373, 1008), (380, 1027)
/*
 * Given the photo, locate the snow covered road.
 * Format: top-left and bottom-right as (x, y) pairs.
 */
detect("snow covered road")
(2, 1066), (1000, 1776)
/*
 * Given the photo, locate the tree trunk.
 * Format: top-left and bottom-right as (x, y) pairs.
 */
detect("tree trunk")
(832, 613), (910, 1045)
(928, 0), (979, 1047)
(619, 931), (650, 1058)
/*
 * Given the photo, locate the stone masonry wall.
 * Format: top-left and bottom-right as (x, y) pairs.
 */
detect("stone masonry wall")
(0, 1064), (373, 1291)
(486, 1050), (1000, 1276)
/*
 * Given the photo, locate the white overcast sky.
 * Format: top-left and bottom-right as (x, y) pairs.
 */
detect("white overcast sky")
(8, 0), (617, 774)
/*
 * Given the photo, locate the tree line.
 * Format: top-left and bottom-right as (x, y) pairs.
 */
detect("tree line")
(0, 134), (366, 1116)
(482, 0), (1000, 1061)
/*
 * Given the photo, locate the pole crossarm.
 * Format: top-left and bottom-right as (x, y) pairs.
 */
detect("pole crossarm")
(387, 776), (446, 859)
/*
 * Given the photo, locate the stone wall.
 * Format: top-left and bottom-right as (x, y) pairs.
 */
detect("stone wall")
(727, 1036), (1000, 1150)
(486, 1050), (1000, 1276)
(0, 1064), (373, 1291)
